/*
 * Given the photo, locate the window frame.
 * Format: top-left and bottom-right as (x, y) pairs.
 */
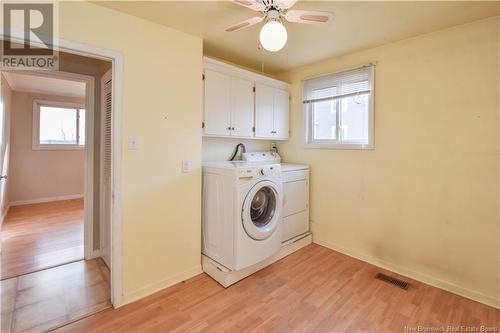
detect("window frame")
(32, 99), (86, 150)
(303, 65), (375, 150)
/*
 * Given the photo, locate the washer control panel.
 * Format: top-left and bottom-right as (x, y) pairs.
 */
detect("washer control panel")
(238, 164), (281, 179)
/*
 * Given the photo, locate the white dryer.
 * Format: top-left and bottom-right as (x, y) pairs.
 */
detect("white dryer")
(202, 161), (283, 270)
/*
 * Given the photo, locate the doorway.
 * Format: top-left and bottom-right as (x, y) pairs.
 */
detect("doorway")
(0, 50), (117, 331)
(0, 70), (93, 279)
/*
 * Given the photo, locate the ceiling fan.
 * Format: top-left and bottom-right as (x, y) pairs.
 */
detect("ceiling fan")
(225, 0), (333, 52)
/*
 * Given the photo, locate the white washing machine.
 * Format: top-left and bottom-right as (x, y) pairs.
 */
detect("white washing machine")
(202, 161), (283, 271)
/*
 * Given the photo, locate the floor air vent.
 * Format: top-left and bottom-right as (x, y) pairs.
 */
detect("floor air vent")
(375, 273), (410, 290)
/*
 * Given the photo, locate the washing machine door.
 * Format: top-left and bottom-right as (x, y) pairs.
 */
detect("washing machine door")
(242, 180), (282, 240)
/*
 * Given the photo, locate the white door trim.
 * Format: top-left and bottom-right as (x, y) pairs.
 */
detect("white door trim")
(0, 32), (124, 307)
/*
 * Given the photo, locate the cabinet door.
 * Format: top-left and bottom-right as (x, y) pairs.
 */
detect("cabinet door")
(204, 69), (231, 136)
(230, 77), (254, 138)
(273, 88), (289, 139)
(254, 83), (275, 138)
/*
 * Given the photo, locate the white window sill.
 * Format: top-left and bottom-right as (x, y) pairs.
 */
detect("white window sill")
(304, 142), (374, 150)
(32, 145), (86, 151)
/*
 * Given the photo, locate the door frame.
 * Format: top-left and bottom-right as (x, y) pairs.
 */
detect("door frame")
(0, 32), (124, 307)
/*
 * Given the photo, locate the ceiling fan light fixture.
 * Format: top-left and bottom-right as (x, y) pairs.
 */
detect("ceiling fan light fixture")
(259, 20), (287, 52)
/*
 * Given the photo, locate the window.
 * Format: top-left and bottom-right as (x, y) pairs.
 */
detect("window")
(303, 65), (374, 149)
(33, 100), (86, 150)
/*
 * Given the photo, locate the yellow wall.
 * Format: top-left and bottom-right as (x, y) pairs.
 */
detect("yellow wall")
(57, 2), (203, 305)
(277, 17), (500, 307)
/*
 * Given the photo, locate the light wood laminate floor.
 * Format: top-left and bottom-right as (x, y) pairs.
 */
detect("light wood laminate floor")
(1, 259), (111, 333)
(1, 199), (84, 280)
(55, 244), (499, 333)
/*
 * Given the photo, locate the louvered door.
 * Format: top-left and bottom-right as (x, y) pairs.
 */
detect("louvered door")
(100, 69), (112, 267)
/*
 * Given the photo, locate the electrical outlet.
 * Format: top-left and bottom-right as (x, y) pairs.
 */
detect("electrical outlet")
(182, 161), (192, 173)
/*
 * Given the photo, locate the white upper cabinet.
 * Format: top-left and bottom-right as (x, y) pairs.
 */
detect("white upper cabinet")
(273, 88), (290, 139)
(204, 69), (231, 136)
(230, 77), (254, 138)
(255, 83), (290, 140)
(203, 57), (289, 140)
(203, 71), (254, 138)
(255, 83), (275, 138)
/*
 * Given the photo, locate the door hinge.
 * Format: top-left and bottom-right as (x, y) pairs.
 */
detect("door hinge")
(202, 122), (205, 129)
(202, 73), (205, 81)
(253, 86), (256, 92)
(252, 126), (255, 132)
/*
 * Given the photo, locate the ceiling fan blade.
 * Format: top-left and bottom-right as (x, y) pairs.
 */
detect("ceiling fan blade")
(232, 0), (266, 12)
(285, 10), (333, 24)
(225, 16), (264, 32)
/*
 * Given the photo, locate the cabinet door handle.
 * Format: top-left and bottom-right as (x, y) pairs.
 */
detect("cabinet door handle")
(227, 126), (232, 130)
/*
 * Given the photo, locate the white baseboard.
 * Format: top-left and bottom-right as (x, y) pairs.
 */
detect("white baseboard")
(120, 265), (202, 307)
(313, 238), (500, 310)
(9, 194), (84, 206)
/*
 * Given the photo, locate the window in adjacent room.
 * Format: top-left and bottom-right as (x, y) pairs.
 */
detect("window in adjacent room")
(32, 100), (86, 149)
(303, 65), (374, 149)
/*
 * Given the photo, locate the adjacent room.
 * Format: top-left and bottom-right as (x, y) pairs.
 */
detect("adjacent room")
(0, 1), (499, 332)
(0, 52), (114, 332)
(1, 71), (86, 279)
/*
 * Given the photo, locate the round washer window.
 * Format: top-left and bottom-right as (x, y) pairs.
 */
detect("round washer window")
(250, 186), (276, 228)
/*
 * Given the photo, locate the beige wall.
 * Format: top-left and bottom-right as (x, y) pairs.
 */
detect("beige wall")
(0, 76), (13, 219)
(202, 137), (273, 162)
(276, 17), (500, 307)
(55, 2), (203, 305)
(9, 92), (85, 204)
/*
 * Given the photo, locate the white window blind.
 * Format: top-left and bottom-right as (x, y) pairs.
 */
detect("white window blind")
(303, 65), (374, 149)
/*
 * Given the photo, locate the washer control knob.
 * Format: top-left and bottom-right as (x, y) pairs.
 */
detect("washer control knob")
(261, 166), (275, 176)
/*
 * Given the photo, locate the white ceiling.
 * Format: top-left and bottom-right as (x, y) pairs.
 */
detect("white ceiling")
(96, 1), (500, 74)
(2, 72), (86, 98)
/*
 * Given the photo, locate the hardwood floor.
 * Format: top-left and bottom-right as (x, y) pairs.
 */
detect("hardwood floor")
(1, 259), (111, 333)
(1, 199), (84, 280)
(54, 244), (499, 333)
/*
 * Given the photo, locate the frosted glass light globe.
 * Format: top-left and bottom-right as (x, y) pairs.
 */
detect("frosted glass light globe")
(259, 21), (287, 52)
